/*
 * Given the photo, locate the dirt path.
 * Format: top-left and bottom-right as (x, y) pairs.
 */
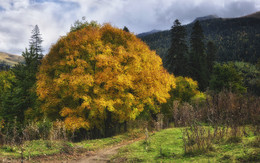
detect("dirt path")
(73, 137), (144, 163)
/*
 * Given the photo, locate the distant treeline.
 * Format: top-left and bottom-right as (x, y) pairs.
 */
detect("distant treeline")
(0, 61), (10, 71)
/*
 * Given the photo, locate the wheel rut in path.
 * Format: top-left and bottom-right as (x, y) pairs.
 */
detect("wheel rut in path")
(74, 137), (144, 163)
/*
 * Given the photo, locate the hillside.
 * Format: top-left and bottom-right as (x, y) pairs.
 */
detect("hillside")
(139, 12), (260, 64)
(137, 29), (161, 37)
(242, 11), (260, 19)
(192, 14), (220, 23)
(0, 52), (23, 66)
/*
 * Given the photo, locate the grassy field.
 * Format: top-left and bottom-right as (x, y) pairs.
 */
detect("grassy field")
(0, 127), (259, 162)
(112, 127), (260, 162)
(0, 129), (143, 161)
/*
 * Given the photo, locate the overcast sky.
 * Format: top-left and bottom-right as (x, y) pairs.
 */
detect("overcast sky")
(0, 0), (260, 55)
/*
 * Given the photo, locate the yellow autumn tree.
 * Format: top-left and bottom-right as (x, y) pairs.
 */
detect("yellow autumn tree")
(37, 23), (175, 131)
(161, 76), (205, 120)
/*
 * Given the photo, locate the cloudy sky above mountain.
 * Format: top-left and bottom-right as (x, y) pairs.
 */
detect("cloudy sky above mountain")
(0, 0), (260, 55)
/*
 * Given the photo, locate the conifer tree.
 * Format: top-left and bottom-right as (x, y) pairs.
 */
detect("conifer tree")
(123, 26), (130, 32)
(206, 41), (217, 74)
(189, 21), (208, 90)
(29, 25), (43, 62)
(166, 19), (189, 76)
(1, 25), (44, 124)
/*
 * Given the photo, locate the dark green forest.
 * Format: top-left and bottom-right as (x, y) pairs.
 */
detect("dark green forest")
(139, 16), (260, 64)
(0, 62), (10, 71)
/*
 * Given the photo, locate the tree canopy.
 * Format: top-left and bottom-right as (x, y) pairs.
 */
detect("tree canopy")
(37, 24), (175, 131)
(190, 21), (208, 91)
(123, 26), (130, 32)
(206, 41), (217, 74)
(166, 19), (189, 76)
(209, 62), (246, 93)
(0, 70), (15, 123)
(29, 25), (43, 59)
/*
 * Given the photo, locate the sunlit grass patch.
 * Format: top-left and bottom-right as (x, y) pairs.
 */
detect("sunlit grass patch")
(112, 127), (260, 162)
(0, 128), (144, 160)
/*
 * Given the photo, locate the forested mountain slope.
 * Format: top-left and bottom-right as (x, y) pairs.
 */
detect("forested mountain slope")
(139, 12), (260, 63)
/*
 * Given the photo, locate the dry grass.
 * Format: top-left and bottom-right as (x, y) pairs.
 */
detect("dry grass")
(0, 52), (24, 66)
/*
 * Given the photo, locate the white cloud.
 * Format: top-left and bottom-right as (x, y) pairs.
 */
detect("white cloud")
(0, 0), (78, 54)
(0, 0), (259, 55)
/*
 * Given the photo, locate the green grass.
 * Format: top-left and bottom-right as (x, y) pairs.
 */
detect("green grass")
(112, 127), (260, 162)
(0, 129), (144, 160)
(0, 140), (64, 158)
(1, 127), (259, 162)
(75, 129), (143, 151)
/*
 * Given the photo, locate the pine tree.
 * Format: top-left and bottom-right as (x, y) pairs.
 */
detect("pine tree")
(29, 25), (43, 62)
(166, 19), (189, 76)
(1, 26), (44, 124)
(123, 26), (130, 32)
(189, 21), (208, 91)
(206, 41), (217, 74)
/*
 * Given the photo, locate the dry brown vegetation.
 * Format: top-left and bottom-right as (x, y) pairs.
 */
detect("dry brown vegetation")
(0, 52), (24, 66)
(178, 91), (260, 155)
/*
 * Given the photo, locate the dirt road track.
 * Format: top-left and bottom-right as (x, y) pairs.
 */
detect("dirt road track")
(73, 137), (144, 163)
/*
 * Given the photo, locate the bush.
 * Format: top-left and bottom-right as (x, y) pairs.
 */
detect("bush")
(50, 120), (67, 140)
(22, 119), (68, 142)
(37, 119), (53, 140)
(22, 122), (40, 141)
(205, 91), (260, 126)
(182, 126), (214, 155)
(173, 102), (196, 127)
(161, 77), (205, 128)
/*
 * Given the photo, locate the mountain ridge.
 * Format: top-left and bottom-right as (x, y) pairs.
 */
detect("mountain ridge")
(192, 15), (220, 23)
(240, 11), (260, 19)
(137, 29), (161, 37)
(138, 11), (260, 64)
(0, 52), (24, 66)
